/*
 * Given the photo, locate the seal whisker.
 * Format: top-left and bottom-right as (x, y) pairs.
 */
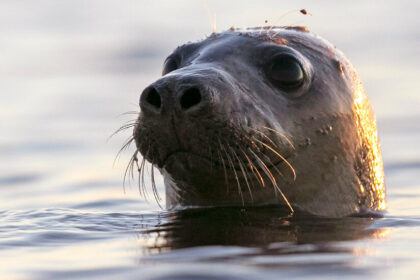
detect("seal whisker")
(114, 122), (137, 132)
(248, 149), (294, 213)
(261, 154), (285, 179)
(108, 120), (139, 141)
(241, 135), (272, 188)
(117, 135), (135, 153)
(248, 148), (277, 188)
(248, 127), (278, 148)
(120, 118), (139, 126)
(219, 139), (244, 205)
(134, 153), (144, 197)
(130, 153), (138, 180)
(243, 131), (289, 183)
(110, 123), (136, 136)
(119, 111), (139, 116)
(240, 148), (265, 187)
(208, 141), (214, 174)
(150, 163), (163, 209)
(139, 155), (148, 199)
(123, 151), (137, 192)
(261, 154), (287, 181)
(114, 136), (135, 166)
(230, 146), (254, 202)
(263, 126), (295, 150)
(242, 134), (260, 151)
(135, 152), (150, 200)
(216, 139), (229, 192)
(253, 138), (296, 180)
(136, 143), (152, 201)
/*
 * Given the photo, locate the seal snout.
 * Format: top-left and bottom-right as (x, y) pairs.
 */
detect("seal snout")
(136, 72), (223, 169)
(179, 87), (202, 111)
(140, 81), (208, 115)
(141, 86), (161, 112)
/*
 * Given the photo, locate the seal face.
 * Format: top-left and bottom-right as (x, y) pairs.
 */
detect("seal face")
(133, 27), (386, 217)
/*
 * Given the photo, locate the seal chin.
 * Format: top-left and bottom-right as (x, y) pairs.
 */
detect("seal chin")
(163, 151), (212, 171)
(163, 149), (294, 186)
(163, 151), (228, 190)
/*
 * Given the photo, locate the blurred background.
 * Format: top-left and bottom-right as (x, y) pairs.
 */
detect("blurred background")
(0, 1), (419, 279)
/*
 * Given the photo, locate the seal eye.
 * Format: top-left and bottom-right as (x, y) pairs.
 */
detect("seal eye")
(162, 57), (179, 75)
(268, 55), (304, 89)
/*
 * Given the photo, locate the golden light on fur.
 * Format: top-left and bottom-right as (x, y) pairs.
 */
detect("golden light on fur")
(353, 79), (386, 210)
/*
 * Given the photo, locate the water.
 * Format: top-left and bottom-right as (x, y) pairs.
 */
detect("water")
(1, 0), (419, 279)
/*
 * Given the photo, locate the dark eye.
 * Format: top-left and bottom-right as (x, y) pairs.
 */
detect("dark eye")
(267, 55), (304, 89)
(162, 56), (179, 75)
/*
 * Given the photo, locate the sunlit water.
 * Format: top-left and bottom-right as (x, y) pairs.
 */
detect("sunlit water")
(1, 1), (419, 279)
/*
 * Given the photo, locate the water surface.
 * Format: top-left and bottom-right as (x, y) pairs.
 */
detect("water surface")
(1, 1), (419, 279)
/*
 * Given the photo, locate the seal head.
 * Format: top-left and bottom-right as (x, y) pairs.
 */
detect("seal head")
(133, 27), (386, 217)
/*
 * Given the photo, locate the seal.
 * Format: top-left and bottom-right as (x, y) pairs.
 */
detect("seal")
(132, 26), (386, 217)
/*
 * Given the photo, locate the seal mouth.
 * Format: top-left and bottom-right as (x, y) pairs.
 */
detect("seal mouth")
(161, 149), (292, 174)
(162, 150), (211, 168)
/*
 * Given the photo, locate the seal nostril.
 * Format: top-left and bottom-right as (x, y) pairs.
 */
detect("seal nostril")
(146, 87), (161, 109)
(180, 87), (202, 110)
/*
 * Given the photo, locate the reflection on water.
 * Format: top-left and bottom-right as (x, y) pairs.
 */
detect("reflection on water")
(0, 206), (396, 280)
(138, 206), (383, 252)
(1, 0), (420, 279)
(131, 207), (393, 279)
